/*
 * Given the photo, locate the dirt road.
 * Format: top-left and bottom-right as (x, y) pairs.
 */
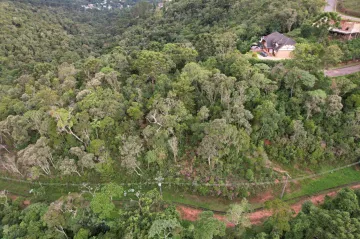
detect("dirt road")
(324, 0), (360, 22)
(176, 183), (360, 227)
(324, 64), (360, 77)
(324, 0), (336, 13)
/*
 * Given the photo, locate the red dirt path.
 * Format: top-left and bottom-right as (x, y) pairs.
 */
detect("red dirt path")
(176, 184), (360, 227)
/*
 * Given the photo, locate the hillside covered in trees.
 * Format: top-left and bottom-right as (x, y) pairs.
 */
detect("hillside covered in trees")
(1, 0), (360, 238)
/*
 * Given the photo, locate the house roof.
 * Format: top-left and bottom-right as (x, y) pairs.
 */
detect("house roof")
(330, 21), (360, 34)
(262, 32), (296, 50)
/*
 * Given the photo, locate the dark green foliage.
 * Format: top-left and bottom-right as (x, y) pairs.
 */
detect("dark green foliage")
(0, 188), (188, 239)
(284, 189), (360, 239)
(0, 0), (358, 223)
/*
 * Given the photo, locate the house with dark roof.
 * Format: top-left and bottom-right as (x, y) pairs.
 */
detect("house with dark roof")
(260, 32), (296, 58)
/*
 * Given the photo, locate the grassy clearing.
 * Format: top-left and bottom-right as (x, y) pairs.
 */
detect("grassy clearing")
(283, 167), (360, 200)
(0, 178), (82, 202)
(0, 179), (31, 197)
(342, 0), (360, 13)
(163, 190), (234, 212)
(0, 177), (233, 211)
(0, 166), (359, 212)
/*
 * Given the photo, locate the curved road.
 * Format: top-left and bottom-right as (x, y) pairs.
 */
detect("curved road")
(323, 0), (360, 77)
(324, 0), (336, 13)
(324, 0), (360, 22)
(177, 182), (360, 226)
(325, 64), (360, 77)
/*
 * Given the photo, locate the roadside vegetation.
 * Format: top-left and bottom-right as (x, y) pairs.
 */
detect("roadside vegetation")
(342, 0), (360, 11)
(338, 0), (360, 17)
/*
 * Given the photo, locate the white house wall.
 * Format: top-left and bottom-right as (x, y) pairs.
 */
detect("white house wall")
(278, 45), (296, 51)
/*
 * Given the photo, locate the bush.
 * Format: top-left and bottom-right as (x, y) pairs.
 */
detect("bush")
(245, 169), (254, 182)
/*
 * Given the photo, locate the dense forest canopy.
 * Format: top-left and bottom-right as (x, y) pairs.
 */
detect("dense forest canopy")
(1, 0), (360, 195)
(1, 0), (360, 237)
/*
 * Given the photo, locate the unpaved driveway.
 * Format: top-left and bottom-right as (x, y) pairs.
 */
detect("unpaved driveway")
(324, 0), (336, 13)
(325, 64), (360, 77)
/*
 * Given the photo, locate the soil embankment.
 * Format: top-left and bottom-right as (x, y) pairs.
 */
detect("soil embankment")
(176, 183), (360, 227)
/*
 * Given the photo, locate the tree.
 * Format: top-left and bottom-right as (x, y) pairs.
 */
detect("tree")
(290, 120), (307, 148)
(127, 102), (144, 120)
(279, 8), (298, 32)
(74, 228), (90, 239)
(194, 211), (226, 239)
(197, 119), (240, 170)
(228, 55), (252, 80)
(331, 77), (356, 96)
(286, 192), (360, 239)
(197, 106), (210, 122)
(322, 45), (344, 68)
(3, 203), (48, 239)
(77, 87), (125, 121)
(133, 50), (175, 82)
(43, 193), (86, 238)
(83, 57), (101, 79)
(57, 62), (77, 92)
(223, 86), (253, 134)
(323, 188), (360, 215)
(326, 95), (343, 116)
(90, 184), (123, 220)
(101, 183), (123, 200)
(131, 1), (153, 19)
(117, 189), (171, 238)
(119, 135), (143, 176)
(58, 157), (81, 176)
(69, 147), (96, 172)
(283, 68), (317, 97)
(0, 154), (23, 176)
(58, 63), (77, 82)
(305, 90), (327, 119)
(292, 43), (323, 71)
(162, 43), (198, 69)
(226, 199), (251, 236)
(144, 96), (191, 146)
(49, 108), (84, 144)
(194, 33), (216, 60)
(182, 62), (212, 86)
(168, 136), (179, 162)
(172, 73), (196, 110)
(100, 47), (129, 73)
(17, 137), (54, 177)
(148, 219), (182, 239)
(23, 110), (49, 136)
(265, 199), (293, 236)
(214, 32), (237, 57)
(254, 101), (281, 140)
(0, 115), (30, 148)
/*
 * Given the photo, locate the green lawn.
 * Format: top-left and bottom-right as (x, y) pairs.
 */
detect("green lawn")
(163, 190), (234, 212)
(0, 178), (81, 202)
(342, 0), (360, 13)
(0, 179), (32, 197)
(283, 167), (360, 200)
